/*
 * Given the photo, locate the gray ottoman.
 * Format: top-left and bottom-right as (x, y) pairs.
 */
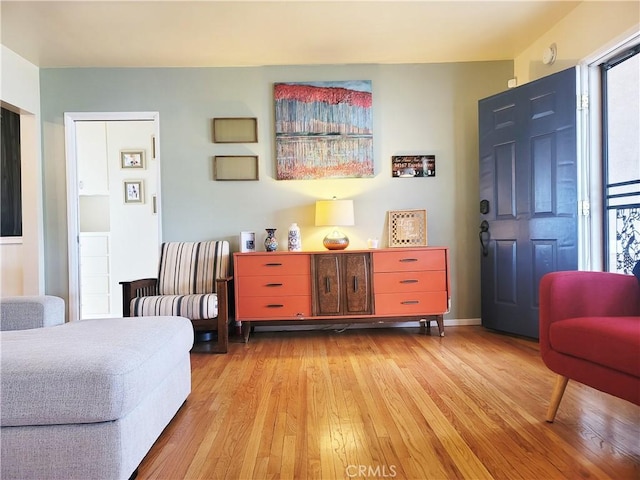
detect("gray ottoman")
(1, 315), (194, 480)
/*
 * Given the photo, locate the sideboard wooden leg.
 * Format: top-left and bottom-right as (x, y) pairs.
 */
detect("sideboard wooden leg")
(419, 319), (427, 334)
(436, 315), (444, 336)
(242, 321), (251, 343)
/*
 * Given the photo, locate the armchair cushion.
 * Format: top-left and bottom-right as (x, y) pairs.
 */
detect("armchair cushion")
(131, 293), (218, 320)
(158, 241), (228, 295)
(549, 316), (639, 377)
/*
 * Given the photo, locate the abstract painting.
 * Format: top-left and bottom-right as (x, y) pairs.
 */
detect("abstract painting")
(274, 81), (373, 180)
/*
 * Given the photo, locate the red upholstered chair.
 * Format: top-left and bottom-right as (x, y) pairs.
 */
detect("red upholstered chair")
(121, 241), (231, 353)
(539, 270), (640, 422)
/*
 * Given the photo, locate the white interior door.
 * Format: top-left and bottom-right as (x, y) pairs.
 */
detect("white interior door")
(65, 112), (162, 321)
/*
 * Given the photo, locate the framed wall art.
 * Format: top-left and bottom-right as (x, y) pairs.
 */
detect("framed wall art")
(124, 180), (144, 204)
(239, 231), (256, 253)
(212, 117), (258, 143)
(120, 150), (145, 169)
(388, 209), (427, 247)
(392, 155), (436, 178)
(213, 155), (259, 181)
(274, 80), (374, 180)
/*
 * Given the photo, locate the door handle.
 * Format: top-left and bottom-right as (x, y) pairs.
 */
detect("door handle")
(479, 220), (490, 257)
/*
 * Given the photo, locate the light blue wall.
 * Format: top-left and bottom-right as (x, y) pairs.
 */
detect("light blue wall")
(40, 61), (512, 320)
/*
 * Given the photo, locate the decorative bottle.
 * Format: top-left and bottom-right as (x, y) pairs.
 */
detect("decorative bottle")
(288, 223), (302, 252)
(264, 228), (278, 252)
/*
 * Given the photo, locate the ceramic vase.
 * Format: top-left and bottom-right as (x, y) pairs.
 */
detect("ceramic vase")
(288, 223), (301, 251)
(264, 228), (278, 252)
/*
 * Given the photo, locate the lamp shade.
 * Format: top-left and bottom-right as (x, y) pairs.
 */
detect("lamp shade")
(315, 199), (355, 227)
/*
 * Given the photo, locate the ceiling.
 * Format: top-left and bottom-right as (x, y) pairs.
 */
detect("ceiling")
(1, 0), (585, 68)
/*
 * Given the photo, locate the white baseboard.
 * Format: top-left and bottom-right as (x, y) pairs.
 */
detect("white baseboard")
(245, 318), (481, 332)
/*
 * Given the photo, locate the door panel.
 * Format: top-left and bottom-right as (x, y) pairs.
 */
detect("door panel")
(314, 254), (342, 315)
(344, 252), (372, 315)
(76, 119), (160, 319)
(479, 67), (578, 338)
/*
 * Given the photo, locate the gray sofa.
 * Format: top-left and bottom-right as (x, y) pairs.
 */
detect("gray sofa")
(1, 296), (194, 480)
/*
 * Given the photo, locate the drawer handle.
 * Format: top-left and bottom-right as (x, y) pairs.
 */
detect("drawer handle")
(401, 300), (420, 305)
(265, 263), (283, 267)
(325, 277), (331, 293)
(267, 304), (284, 308)
(353, 276), (358, 292)
(266, 283), (283, 287)
(399, 258), (418, 263)
(400, 279), (418, 284)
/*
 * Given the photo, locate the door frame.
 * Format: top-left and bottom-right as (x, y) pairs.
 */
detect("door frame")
(64, 111), (161, 322)
(580, 29), (640, 271)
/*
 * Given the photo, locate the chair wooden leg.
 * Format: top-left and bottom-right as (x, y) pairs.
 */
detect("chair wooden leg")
(546, 375), (569, 423)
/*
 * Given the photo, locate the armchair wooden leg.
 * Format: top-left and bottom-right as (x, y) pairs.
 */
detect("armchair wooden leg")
(211, 279), (229, 354)
(546, 375), (569, 423)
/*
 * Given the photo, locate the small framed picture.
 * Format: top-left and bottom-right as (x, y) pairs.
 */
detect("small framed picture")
(239, 231), (256, 253)
(392, 155), (436, 178)
(214, 155), (259, 181)
(212, 117), (258, 143)
(124, 180), (144, 204)
(121, 150), (145, 169)
(388, 209), (427, 247)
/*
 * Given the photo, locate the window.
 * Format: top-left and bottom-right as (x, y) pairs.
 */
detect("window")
(601, 44), (640, 273)
(0, 107), (22, 237)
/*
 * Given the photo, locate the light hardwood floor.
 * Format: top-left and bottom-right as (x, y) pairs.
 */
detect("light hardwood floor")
(138, 326), (639, 479)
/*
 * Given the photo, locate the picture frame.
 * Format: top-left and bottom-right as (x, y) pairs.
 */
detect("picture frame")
(213, 155), (259, 181)
(392, 155), (436, 178)
(212, 117), (258, 143)
(124, 180), (144, 204)
(388, 209), (427, 247)
(274, 81), (373, 180)
(120, 150), (145, 169)
(239, 231), (256, 253)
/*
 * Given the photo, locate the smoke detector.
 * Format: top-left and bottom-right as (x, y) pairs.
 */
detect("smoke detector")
(542, 43), (557, 65)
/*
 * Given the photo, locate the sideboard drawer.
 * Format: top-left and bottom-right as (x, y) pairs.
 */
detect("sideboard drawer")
(237, 295), (312, 319)
(237, 274), (311, 297)
(373, 249), (446, 273)
(375, 292), (447, 315)
(235, 254), (310, 276)
(374, 271), (446, 294)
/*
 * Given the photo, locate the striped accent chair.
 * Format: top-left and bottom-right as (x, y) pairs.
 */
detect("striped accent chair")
(121, 241), (231, 353)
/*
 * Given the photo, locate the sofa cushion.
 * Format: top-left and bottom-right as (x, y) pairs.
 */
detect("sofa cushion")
(1, 316), (193, 427)
(0, 296), (65, 331)
(549, 316), (640, 377)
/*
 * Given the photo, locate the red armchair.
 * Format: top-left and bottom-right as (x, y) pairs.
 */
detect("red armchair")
(539, 270), (640, 422)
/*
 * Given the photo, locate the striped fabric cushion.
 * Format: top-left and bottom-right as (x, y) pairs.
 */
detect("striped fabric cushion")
(130, 294), (218, 320)
(157, 241), (229, 295)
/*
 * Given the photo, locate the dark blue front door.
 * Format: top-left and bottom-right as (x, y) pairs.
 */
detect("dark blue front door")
(478, 68), (579, 338)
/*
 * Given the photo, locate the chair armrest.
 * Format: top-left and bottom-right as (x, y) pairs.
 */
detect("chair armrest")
(0, 296), (65, 331)
(120, 278), (158, 317)
(215, 276), (233, 319)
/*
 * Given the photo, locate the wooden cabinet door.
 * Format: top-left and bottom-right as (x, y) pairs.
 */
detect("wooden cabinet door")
(313, 253), (372, 316)
(314, 254), (342, 315)
(343, 253), (372, 315)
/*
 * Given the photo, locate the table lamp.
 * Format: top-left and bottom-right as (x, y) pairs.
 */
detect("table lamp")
(315, 197), (355, 250)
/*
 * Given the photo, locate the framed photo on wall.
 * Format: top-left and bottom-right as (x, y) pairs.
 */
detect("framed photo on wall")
(120, 150), (145, 169)
(124, 180), (144, 204)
